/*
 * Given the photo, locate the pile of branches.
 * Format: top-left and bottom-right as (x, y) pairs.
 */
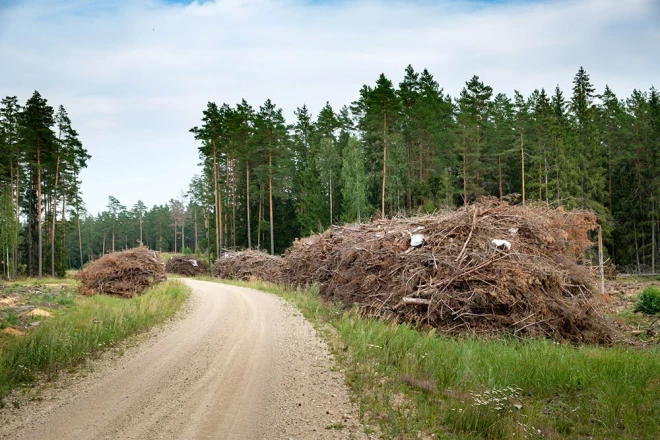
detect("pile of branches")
(166, 255), (210, 276)
(76, 246), (167, 298)
(213, 250), (284, 283)
(284, 198), (613, 343)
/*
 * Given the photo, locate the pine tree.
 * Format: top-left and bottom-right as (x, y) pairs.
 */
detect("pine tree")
(533, 89), (552, 203)
(513, 91), (532, 204)
(20, 91), (57, 278)
(190, 102), (225, 257)
(254, 99), (288, 255)
(490, 93), (516, 199)
(0, 96), (21, 277)
(571, 67), (606, 209)
(106, 196), (125, 253)
(456, 76), (493, 204)
(352, 74), (401, 217)
(235, 100), (255, 248)
(341, 137), (372, 222)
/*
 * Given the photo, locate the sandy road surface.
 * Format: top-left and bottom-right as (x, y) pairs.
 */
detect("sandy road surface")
(0, 279), (371, 440)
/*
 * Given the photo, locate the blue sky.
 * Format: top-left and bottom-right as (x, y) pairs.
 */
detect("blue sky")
(0, 0), (658, 215)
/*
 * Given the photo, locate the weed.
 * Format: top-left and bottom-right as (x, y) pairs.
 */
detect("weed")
(325, 422), (345, 430)
(6, 311), (18, 326)
(635, 286), (660, 315)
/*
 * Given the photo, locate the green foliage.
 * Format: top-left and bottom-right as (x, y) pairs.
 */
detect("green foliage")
(634, 286), (660, 315)
(0, 188), (17, 278)
(341, 138), (372, 223)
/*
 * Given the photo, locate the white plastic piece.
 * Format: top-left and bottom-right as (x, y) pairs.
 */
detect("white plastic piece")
(410, 234), (425, 247)
(509, 227), (519, 236)
(187, 259), (198, 267)
(492, 239), (512, 250)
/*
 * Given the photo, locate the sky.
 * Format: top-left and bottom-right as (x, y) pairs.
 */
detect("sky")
(0, 0), (658, 215)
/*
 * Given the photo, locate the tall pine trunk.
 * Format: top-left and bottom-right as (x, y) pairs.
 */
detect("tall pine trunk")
(37, 142), (43, 279)
(77, 214), (83, 268)
(498, 155), (503, 200)
(212, 140), (222, 256)
(329, 174), (333, 226)
(60, 194), (66, 274)
(246, 160), (251, 248)
(269, 151), (274, 255)
(14, 159), (20, 278)
(520, 128), (525, 206)
(381, 112), (387, 218)
(258, 185), (263, 250)
(51, 149), (61, 277)
(194, 208), (198, 253)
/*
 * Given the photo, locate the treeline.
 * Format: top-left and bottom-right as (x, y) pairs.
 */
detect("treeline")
(185, 65), (659, 271)
(0, 92), (89, 278)
(3, 66), (658, 276)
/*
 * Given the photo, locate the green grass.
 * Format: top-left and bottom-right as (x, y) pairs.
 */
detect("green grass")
(0, 280), (189, 405)
(3, 277), (78, 287)
(200, 277), (660, 439)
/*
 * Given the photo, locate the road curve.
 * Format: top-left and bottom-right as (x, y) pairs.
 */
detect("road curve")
(0, 279), (370, 440)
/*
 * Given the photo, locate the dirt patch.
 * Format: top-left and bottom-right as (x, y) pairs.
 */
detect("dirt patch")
(76, 246), (166, 298)
(285, 198), (612, 343)
(25, 308), (53, 318)
(1, 327), (25, 336)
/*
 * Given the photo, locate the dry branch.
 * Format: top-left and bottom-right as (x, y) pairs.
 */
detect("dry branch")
(212, 250), (284, 283)
(284, 198), (612, 343)
(76, 246), (166, 298)
(166, 255), (210, 276)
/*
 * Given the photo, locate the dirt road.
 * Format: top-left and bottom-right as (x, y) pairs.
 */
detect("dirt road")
(0, 279), (370, 439)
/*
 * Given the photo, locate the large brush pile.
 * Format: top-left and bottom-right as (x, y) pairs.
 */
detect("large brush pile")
(285, 199), (612, 343)
(166, 255), (210, 276)
(213, 250), (284, 283)
(76, 246), (167, 298)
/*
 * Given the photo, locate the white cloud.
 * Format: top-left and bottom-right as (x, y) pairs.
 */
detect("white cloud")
(0, 0), (657, 214)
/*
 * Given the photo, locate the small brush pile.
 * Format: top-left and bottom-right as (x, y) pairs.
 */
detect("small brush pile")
(212, 250), (284, 283)
(76, 246), (166, 298)
(284, 198), (612, 343)
(166, 255), (210, 276)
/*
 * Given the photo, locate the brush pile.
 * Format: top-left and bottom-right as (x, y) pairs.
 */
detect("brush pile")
(76, 246), (166, 298)
(166, 255), (210, 276)
(284, 198), (612, 343)
(213, 250), (284, 283)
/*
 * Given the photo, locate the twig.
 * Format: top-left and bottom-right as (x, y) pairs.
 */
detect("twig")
(455, 208), (478, 263)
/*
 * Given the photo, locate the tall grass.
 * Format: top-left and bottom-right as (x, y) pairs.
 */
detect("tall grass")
(206, 278), (660, 439)
(0, 281), (189, 404)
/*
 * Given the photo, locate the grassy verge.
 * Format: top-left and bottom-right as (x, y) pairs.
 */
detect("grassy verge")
(0, 280), (189, 406)
(200, 277), (660, 439)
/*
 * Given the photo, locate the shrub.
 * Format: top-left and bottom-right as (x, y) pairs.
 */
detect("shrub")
(634, 286), (660, 315)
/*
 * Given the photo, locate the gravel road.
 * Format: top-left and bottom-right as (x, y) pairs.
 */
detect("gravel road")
(0, 279), (372, 440)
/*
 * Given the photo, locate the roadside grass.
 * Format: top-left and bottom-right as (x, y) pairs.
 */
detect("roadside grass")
(0, 280), (189, 407)
(198, 276), (660, 439)
(4, 276), (78, 287)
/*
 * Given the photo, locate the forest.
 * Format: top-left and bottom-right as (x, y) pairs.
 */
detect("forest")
(1, 65), (658, 277)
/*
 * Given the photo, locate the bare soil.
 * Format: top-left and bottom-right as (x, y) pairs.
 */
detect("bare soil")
(0, 279), (372, 440)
